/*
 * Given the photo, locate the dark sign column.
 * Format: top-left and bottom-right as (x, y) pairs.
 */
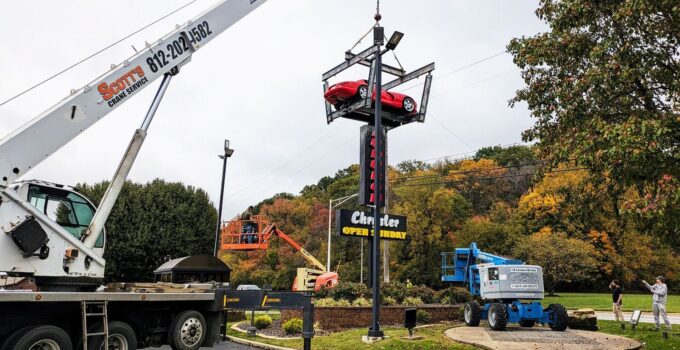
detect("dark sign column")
(368, 25), (385, 339)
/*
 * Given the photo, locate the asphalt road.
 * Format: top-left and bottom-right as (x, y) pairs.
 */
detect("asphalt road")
(144, 341), (256, 349)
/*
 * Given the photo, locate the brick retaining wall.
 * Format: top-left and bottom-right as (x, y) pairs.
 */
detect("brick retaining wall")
(281, 305), (462, 331)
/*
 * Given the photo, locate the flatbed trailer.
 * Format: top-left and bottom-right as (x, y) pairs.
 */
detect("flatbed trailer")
(0, 288), (228, 349)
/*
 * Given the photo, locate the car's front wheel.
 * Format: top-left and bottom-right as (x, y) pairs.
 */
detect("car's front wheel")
(402, 97), (416, 113)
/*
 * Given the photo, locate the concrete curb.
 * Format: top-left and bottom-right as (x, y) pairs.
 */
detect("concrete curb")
(226, 336), (297, 350)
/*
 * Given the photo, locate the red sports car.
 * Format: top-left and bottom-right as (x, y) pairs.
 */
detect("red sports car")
(324, 79), (417, 115)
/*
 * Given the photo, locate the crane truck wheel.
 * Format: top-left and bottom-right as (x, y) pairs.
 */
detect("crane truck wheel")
(4, 325), (73, 350)
(168, 310), (207, 350)
(0, 326), (33, 350)
(463, 301), (481, 326)
(547, 304), (569, 331)
(487, 303), (508, 331)
(86, 321), (137, 350)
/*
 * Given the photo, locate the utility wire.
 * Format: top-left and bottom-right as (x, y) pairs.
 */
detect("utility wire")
(398, 51), (507, 93)
(0, 0), (199, 108)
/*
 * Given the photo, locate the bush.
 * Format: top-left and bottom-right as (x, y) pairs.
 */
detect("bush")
(253, 315), (272, 329)
(435, 287), (472, 304)
(328, 282), (370, 302)
(283, 318), (303, 335)
(382, 296), (397, 306)
(314, 297), (338, 307)
(352, 297), (372, 307)
(315, 285), (331, 299)
(381, 282), (407, 303)
(416, 309), (430, 324)
(407, 285), (437, 304)
(402, 296), (424, 306)
(334, 299), (351, 306)
(314, 297), (351, 307)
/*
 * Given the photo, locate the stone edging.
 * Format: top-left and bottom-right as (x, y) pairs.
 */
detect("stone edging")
(230, 323), (302, 340)
(226, 335), (296, 350)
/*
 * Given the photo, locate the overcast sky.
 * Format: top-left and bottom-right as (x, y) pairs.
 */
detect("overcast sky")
(0, 0), (546, 220)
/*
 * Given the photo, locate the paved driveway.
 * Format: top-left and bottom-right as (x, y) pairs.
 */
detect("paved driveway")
(595, 311), (680, 325)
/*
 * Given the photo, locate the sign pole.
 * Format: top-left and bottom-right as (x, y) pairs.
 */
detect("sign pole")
(368, 26), (384, 339)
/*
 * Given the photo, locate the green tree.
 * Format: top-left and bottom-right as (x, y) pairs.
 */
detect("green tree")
(77, 179), (216, 282)
(513, 228), (599, 296)
(508, 0), (679, 244)
(474, 145), (536, 167)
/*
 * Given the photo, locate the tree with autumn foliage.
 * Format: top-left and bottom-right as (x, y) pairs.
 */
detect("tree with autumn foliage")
(508, 0), (679, 246)
(513, 228), (599, 296)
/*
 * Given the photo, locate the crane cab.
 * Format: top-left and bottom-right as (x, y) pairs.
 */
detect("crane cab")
(220, 216), (269, 251)
(13, 180), (105, 249)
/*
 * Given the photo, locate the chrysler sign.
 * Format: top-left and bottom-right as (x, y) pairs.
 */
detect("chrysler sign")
(335, 209), (407, 241)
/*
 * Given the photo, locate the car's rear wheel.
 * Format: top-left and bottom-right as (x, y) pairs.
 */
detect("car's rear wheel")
(357, 85), (369, 99)
(402, 97), (416, 113)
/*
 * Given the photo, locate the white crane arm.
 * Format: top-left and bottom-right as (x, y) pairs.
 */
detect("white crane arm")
(0, 0), (268, 187)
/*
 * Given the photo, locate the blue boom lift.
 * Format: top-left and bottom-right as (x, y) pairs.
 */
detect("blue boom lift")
(441, 242), (568, 331)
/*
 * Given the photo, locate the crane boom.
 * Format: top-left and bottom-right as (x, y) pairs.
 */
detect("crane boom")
(0, 0), (269, 287)
(0, 0), (268, 188)
(271, 228), (327, 272)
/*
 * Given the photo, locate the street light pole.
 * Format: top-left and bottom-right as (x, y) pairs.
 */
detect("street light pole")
(327, 193), (358, 271)
(213, 140), (234, 257)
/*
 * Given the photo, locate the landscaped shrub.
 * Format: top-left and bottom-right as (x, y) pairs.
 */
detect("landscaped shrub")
(328, 282), (370, 302)
(334, 299), (351, 306)
(407, 285), (436, 304)
(315, 285), (331, 299)
(314, 298), (351, 307)
(402, 296), (424, 306)
(314, 297), (338, 307)
(416, 309), (430, 324)
(283, 318), (304, 335)
(352, 297), (372, 307)
(253, 315), (273, 329)
(381, 282), (407, 303)
(382, 296), (397, 306)
(435, 286), (472, 304)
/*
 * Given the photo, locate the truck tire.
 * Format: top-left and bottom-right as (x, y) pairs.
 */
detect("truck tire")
(519, 320), (536, 327)
(463, 301), (481, 326)
(488, 303), (508, 331)
(6, 325), (73, 350)
(169, 310), (207, 350)
(87, 321), (137, 350)
(547, 304), (569, 331)
(1, 326), (32, 350)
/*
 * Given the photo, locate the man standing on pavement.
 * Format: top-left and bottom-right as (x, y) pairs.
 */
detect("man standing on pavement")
(642, 276), (672, 331)
(609, 279), (624, 327)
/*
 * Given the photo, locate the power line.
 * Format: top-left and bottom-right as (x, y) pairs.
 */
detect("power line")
(398, 50), (507, 93)
(0, 0), (199, 108)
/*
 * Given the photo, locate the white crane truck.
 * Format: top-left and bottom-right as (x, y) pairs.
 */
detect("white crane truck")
(0, 1), (274, 349)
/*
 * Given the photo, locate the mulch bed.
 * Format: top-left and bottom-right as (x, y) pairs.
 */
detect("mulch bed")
(236, 319), (333, 338)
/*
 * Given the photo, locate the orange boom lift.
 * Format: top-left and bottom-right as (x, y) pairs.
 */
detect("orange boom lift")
(221, 216), (339, 292)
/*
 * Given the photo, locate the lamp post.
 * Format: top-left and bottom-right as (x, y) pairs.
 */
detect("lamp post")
(213, 140), (234, 257)
(327, 193), (359, 271)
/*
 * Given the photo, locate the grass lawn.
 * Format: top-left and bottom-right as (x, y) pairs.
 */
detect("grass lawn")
(227, 323), (477, 350)
(544, 292), (680, 313)
(598, 320), (680, 350)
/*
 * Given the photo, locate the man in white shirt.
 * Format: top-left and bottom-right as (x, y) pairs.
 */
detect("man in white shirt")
(642, 276), (671, 331)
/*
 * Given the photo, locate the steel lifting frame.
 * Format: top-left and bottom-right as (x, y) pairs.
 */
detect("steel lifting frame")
(322, 45), (434, 129)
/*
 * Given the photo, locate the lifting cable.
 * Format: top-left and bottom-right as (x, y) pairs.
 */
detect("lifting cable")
(0, 0), (199, 108)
